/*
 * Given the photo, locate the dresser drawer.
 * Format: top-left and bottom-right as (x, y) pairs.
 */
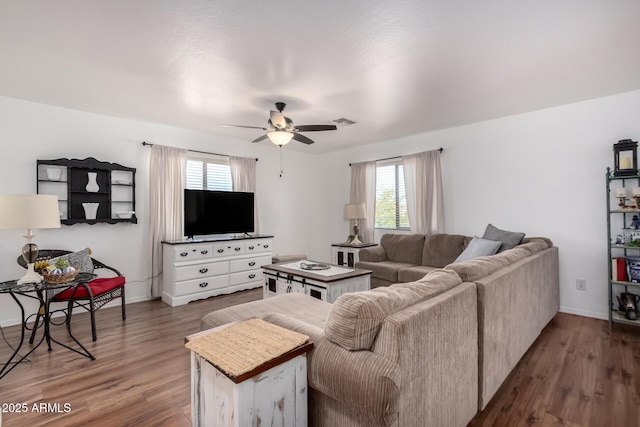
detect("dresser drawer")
(212, 242), (245, 257)
(229, 269), (262, 286)
(229, 255), (272, 273)
(245, 239), (272, 254)
(175, 261), (229, 282)
(173, 244), (213, 262)
(175, 275), (229, 296)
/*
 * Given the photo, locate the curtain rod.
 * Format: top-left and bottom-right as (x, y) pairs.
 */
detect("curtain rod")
(349, 147), (443, 166)
(141, 141), (258, 161)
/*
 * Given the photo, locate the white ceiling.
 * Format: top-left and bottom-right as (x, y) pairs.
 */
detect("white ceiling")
(0, 1), (639, 154)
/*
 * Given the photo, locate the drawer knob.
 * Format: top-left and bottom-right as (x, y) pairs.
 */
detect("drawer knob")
(263, 244), (269, 249)
(180, 252), (188, 257)
(201, 250), (208, 255)
(249, 261), (256, 266)
(199, 268), (208, 274)
(217, 249), (224, 253)
(249, 274), (256, 279)
(248, 245), (255, 250)
(235, 247), (241, 251)
(199, 282), (208, 288)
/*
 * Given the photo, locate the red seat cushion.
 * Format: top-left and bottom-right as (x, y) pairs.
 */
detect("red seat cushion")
(52, 276), (126, 300)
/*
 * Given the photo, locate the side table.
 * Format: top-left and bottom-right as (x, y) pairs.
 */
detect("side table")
(331, 242), (378, 267)
(0, 273), (97, 380)
(186, 318), (313, 427)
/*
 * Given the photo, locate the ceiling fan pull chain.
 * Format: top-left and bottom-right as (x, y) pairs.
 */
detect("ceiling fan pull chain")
(279, 146), (284, 178)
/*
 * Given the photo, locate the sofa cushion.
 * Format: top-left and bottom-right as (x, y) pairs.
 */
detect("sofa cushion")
(325, 287), (418, 351)
(518, 239), (550, 254)
(325, 269), (462, 351)
(421, 234), (469, 267)
(52, 276), (125, 300)
(491, 247), (530, 265)
(522, 237), (553, 247)
(380, 234), (425, 264)
(355, 260), (416, 283)
(453, 237), (501, 263)
(398, 265), (438, 283)
(482, 224), (525, 252)
(446, 255), (510, 282)
(200, 292), (332, 331)
(357, 245), (388, 262)
(390, 268), (462, 298)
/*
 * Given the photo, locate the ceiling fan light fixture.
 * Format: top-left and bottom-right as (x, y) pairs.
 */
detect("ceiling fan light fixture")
(267, 130), (294, 146)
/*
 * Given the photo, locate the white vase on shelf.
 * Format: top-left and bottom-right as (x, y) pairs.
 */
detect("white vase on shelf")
(86, 172), (99, 192)
(45, 167), (62, 181)
(82, 202), (99, 220)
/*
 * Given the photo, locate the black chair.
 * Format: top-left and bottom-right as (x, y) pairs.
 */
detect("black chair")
(18, 249), (126, 342)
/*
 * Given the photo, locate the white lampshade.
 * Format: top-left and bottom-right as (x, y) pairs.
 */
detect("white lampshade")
(344, 203), (367, 220)
(267, 130), (294, 146)
(0, 194), (61, 230)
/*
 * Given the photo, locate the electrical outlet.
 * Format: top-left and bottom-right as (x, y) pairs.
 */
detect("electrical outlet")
(576, 279), (587, 291)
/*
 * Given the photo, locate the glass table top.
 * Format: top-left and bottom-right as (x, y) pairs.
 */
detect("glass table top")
(0, 272), (96, 294)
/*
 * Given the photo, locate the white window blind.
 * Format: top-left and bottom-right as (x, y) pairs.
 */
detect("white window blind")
(186, 157), (232, 191)
(375, 160), (409, 229)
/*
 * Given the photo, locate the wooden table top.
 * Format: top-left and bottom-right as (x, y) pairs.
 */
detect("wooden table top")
(262, 261), (371, 283)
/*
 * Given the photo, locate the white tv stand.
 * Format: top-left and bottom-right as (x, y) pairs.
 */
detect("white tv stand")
(161, 235), (273, 306)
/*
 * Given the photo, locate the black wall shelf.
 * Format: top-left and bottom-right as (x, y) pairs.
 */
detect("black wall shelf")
(37, 157), (137, 225)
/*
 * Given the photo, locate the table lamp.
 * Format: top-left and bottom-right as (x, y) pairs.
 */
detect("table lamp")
(344, 203), (367, 245)
(0, 194), (61, 284)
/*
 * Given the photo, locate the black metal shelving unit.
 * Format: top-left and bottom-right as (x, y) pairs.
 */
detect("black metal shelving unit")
(606, 167), (640, 330)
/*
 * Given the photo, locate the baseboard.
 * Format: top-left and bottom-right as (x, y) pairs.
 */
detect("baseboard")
(559, 306), (608, 320)
(0, 295), (155, 328)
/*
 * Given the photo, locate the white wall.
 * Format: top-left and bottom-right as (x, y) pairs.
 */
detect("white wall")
(2, 90), (638, 325)
(0, 96), (320, 326)
(316, 90), (640, 320)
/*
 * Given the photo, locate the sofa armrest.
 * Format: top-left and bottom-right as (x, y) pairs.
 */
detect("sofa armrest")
(309, 339), (401, 426)
(358, 245), (388, 262)
(264, 312), (401, 426)
(372, 282), (478, 427)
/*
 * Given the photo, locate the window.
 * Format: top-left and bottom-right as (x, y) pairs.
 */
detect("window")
(374, 160), (409, 229)
(186, 157), (232, 191)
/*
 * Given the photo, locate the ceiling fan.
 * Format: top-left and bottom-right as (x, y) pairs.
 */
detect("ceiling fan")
(222, 102), (337, 146)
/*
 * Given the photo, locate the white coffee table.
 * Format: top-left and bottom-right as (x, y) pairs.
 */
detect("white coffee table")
(262, 260), (371, 303)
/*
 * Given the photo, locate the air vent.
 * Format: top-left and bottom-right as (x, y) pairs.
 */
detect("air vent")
(333, 117), (357, 126)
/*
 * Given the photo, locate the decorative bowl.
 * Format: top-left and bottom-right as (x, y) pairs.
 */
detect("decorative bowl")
(41, 269), (80, 284)
(115, 211), (135, 219)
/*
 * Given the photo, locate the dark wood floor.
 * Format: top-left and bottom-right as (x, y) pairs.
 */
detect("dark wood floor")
(0, 290), (638, 427)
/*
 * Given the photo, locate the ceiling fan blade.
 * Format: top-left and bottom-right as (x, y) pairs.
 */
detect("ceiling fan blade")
(251, 134), (269, 143)
(294, 124), (337, 132)
(292, 132), (315, 145)
(221, 124), (267, 130)
(270, 110), (287, 129)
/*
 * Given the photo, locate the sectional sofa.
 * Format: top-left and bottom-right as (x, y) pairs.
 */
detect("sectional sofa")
(199, 233), (559, 427)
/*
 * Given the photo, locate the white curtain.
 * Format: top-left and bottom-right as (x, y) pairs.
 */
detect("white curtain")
(149, 144), (187, 297)
(349, 161), (376, 243)
(403, 149), (444, 234)
(230, 156), (259, 234)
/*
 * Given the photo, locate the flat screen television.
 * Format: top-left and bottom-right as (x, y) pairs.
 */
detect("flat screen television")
(184, 189), (254, 238)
